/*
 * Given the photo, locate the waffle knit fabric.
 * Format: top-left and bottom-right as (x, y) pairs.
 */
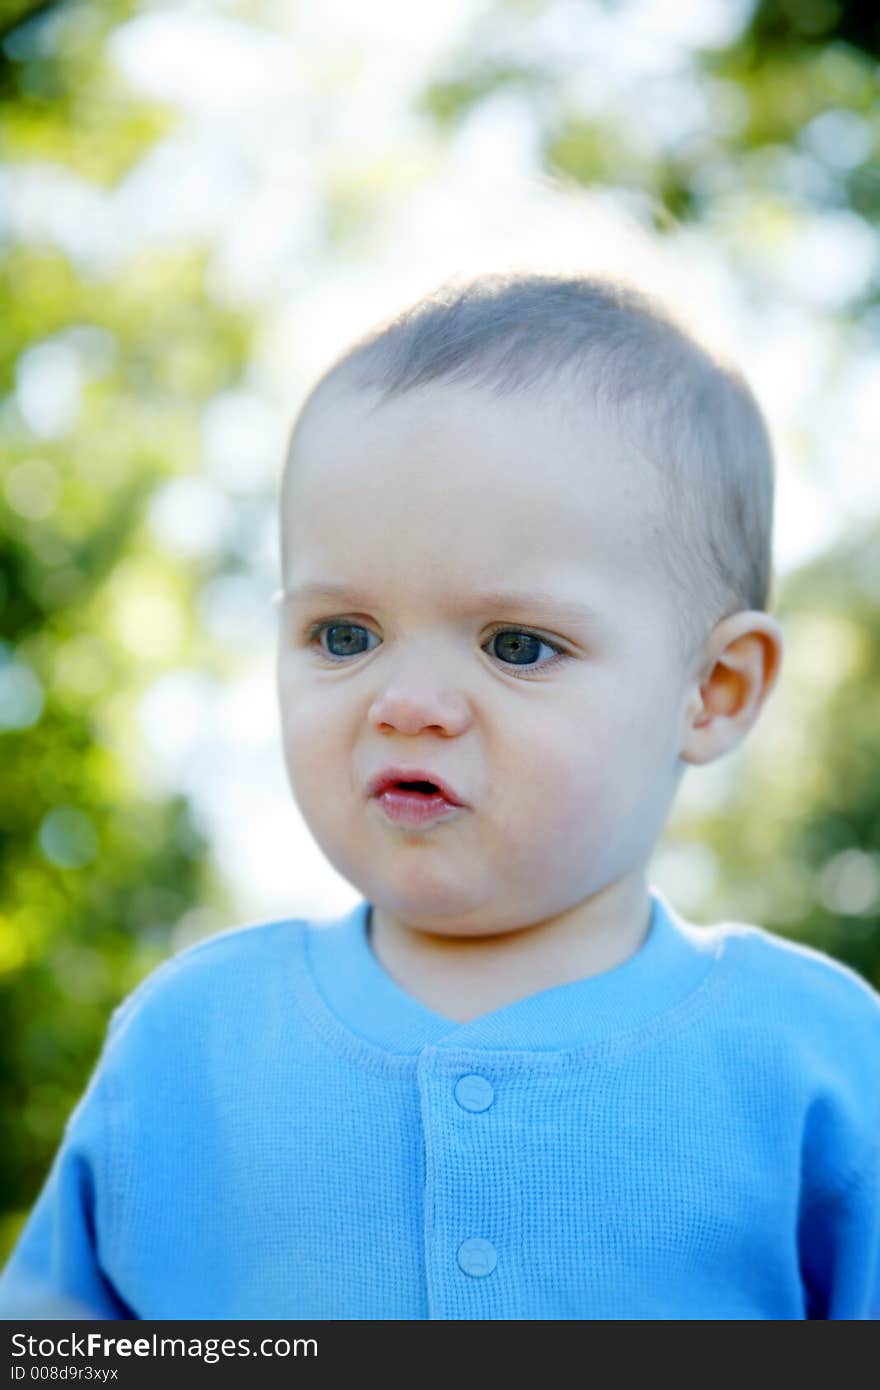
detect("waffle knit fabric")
(2, 886), (879, 1320)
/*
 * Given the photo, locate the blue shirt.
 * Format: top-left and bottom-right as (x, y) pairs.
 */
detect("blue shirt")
(2, 887), (879, 1320)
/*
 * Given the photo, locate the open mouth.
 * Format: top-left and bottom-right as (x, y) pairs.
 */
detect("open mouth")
(374, 780), (463, 826)
(368, 768), (466, 811)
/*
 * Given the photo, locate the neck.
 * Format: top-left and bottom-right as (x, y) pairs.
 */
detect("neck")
(366, 873), (653, 1024)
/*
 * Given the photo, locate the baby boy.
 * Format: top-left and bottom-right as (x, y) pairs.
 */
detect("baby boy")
(2, 273), (878, 1320)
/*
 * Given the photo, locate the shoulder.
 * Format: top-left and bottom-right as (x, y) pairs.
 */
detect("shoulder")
(104, 916), (310, 1058)
(706, 917), (880, 1121)
(714, 917), (880, 1026)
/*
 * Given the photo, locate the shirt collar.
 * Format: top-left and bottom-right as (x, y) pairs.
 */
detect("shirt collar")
(304, 885), (720, 1056)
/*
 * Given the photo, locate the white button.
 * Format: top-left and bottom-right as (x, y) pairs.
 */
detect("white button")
(454, 1074), (494, 1112)
(457, 1237), (497, 1277)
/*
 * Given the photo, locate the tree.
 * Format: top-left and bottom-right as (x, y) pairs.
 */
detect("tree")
(0, 0), (253, 1255)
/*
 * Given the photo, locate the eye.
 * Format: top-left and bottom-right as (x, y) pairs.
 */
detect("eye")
(485, 628), (565, 671)
(308, 621), (379, 659)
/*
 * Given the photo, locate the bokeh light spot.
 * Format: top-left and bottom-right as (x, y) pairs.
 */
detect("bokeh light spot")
(0, 918), (27, 976)
(818, 849), (880, 917)
(0, 659), (45, 730)
(38, 806), (99, 869)
(53, 634), (114, 700)
(147, 476), (234, 559)
(4, 458), (60, 521)
(107, 562), (188, 664)
(14, 341), (83, 439)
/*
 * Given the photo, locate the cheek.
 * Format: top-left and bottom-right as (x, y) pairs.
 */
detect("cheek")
(276, 675), (348, 799)
(503, 689), (663, 825)
(499, 718), (609, 833)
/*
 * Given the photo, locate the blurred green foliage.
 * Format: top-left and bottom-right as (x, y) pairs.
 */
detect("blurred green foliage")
(1, 0), (252, 1257)
(423, 0), (880, 252)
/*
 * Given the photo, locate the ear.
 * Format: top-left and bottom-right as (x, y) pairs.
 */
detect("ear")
(680, 612), (784, 767)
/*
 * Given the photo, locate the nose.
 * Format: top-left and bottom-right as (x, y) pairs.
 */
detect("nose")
(368, 657), (472, 737)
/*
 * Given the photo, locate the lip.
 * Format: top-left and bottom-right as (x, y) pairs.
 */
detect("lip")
(367, 765), (467, 808)
(372, 788), (464, 829)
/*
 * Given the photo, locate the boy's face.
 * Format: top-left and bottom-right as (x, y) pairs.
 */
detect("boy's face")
(276, 379), (698, 938)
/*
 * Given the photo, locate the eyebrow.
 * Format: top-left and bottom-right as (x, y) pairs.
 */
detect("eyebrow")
(275, 580), (604, 630)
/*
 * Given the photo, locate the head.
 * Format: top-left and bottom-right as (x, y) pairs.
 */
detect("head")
(275, 273), (783, 938)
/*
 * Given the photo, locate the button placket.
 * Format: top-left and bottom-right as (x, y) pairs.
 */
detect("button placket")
(420, 1050), (519, 1317)
(453, 1072), (497, 1284)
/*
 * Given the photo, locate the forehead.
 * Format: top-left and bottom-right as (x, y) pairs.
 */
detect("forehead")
(282, 380), (665, 606)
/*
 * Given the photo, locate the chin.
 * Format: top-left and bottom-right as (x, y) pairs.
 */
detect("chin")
(375, 873), (495, 930)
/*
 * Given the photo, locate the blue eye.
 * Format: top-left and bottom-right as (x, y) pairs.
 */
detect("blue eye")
(488, 630), (549, 666)
(314, 622), (379, 658)
(306, 621), (565, 672)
